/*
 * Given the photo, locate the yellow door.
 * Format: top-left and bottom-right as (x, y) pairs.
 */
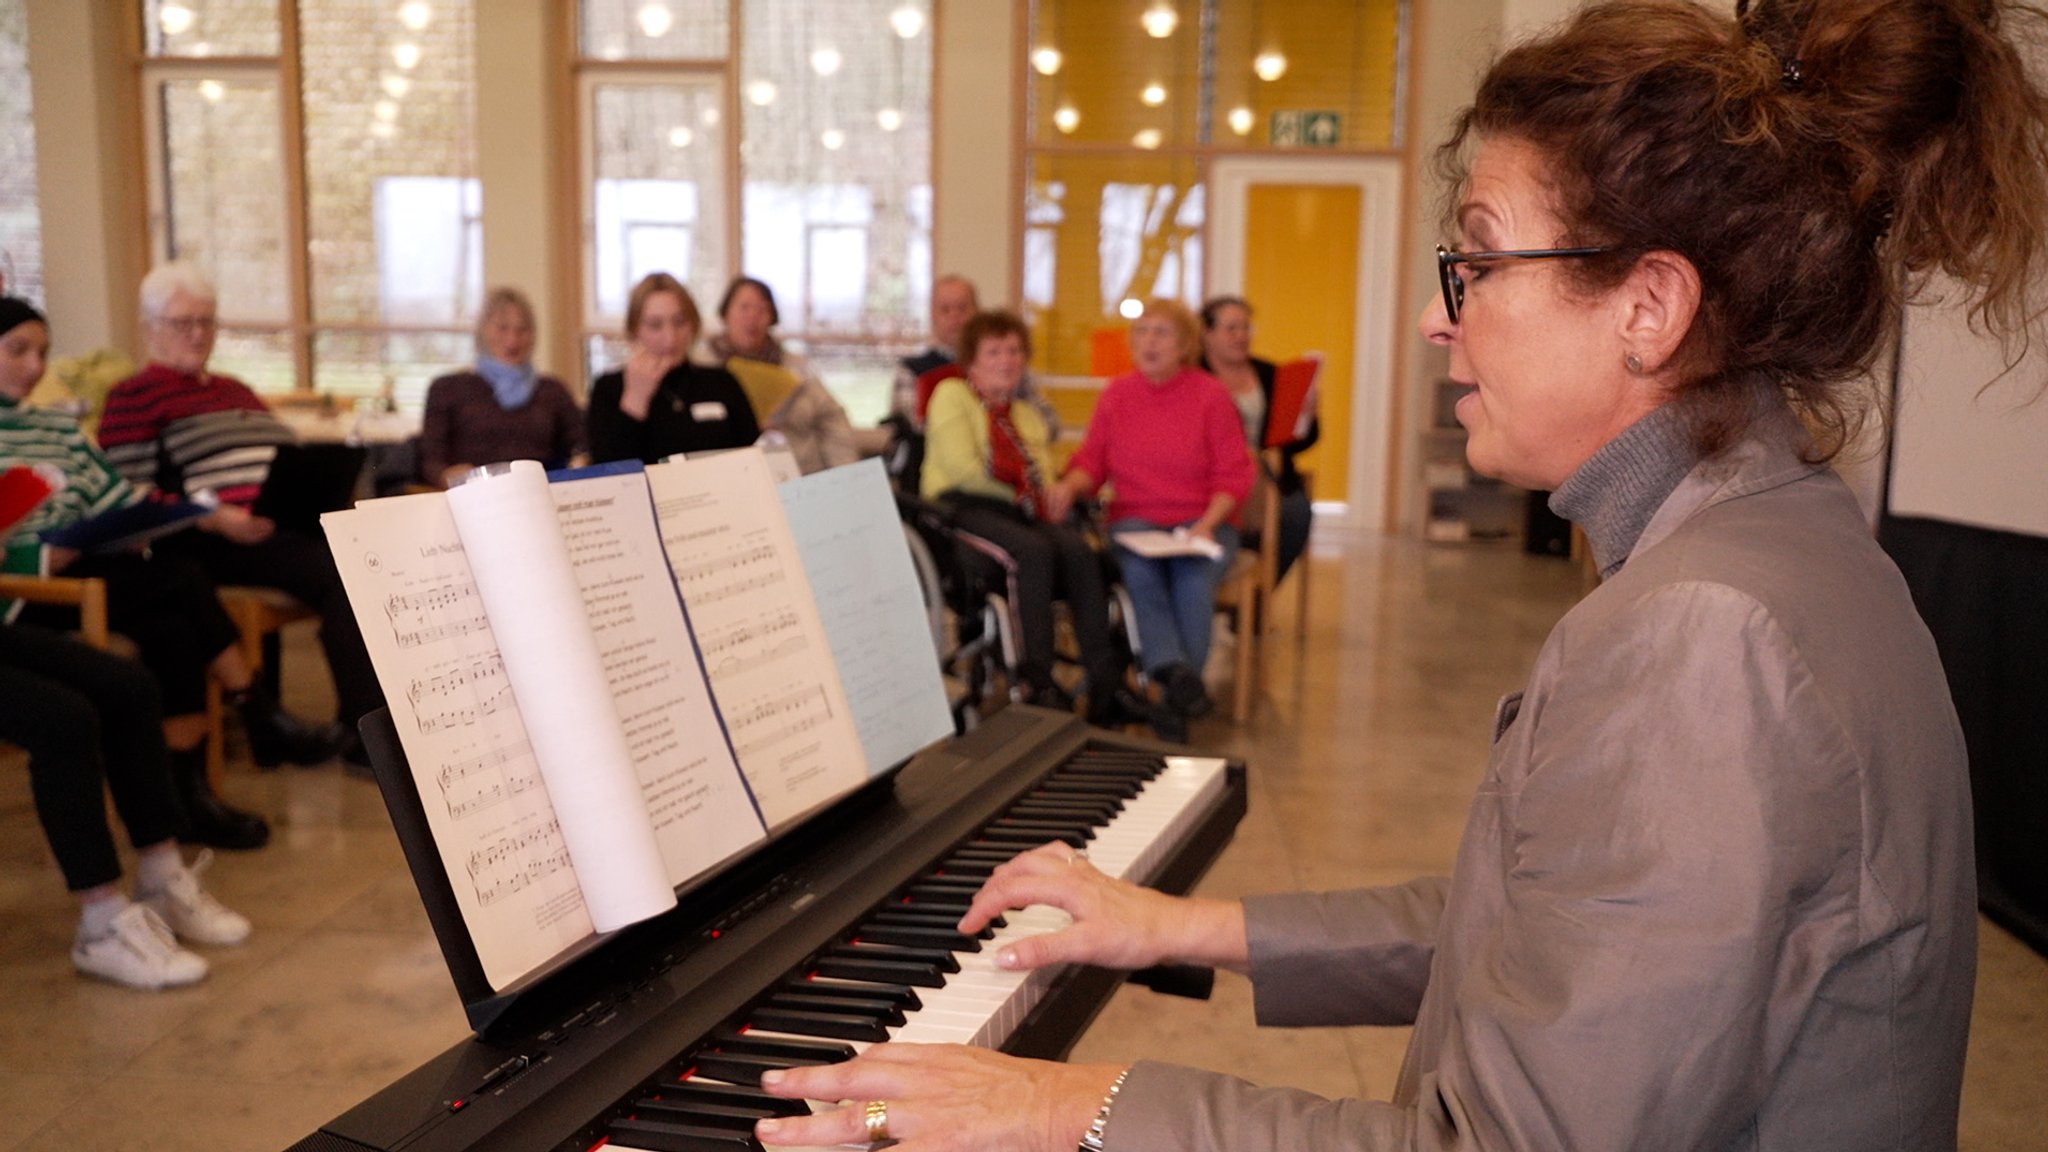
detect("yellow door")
(1241, 184), (1363, 503)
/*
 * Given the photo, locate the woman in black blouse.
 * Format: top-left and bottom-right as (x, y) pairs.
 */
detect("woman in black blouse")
(587, 273), (759, 465)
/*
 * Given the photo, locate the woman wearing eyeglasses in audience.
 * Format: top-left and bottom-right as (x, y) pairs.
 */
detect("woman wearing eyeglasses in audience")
(419, 287), (583, 486)
(756, 2), (2034, 1148)
(1199, 296), (1317, 583)
(96, 263), (386, 767)
(587, 273), (759, 466)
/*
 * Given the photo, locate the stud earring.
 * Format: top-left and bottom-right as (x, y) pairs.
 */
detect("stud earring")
(1624, 352), (1644, 374)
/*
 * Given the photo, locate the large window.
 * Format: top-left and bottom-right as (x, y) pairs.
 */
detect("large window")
(0, 0), (40, 304)
(1024, 0), (1405, 374)
(140, 0), (477, 406)
(577, 0), (932, 426)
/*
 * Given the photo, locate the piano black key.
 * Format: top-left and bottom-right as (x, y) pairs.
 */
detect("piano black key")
(1033, 778), (1141, 799)
(906, 880), (984, 902)
(943, 844), (1022, 861)
(635, 1098), (783, 1129)
(768, 991), (907, 1026)
(933, 860), (998, 880)
(747, 1006), (892, 1042)
(812, 955), (947, 988)
(608, 1115), (762, 1152)
(1070, 748), (1164, 765)
(988, 817), (1096, 840)
(1006, 801), (1121, 823)
(1054, 764), (1155, 781)
(704, 1031), (856, 1062)
(788, 976), (924, 1011)
(972, 828), (1087, 849)
(854, 923), (981, 952)
(828, 942), (959, 973)
(653, 1080), (811, 1117)
(894, 896), (973, 920)
(689, 1051), (825, 1087)
(867, 909), (995, 939)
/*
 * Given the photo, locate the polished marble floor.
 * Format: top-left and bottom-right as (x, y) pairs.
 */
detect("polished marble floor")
(1, 531), (2042, 1151)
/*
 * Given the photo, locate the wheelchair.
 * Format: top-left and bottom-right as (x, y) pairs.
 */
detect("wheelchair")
(892, 489), (1153, 735)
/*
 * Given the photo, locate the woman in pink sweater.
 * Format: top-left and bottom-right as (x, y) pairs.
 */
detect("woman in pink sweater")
(1051, 299), (1254, 729)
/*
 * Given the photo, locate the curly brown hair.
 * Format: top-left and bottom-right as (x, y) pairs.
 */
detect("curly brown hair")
(1439, 0), (2048, 458)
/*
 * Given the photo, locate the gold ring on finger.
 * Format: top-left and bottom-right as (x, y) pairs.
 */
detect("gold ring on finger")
(863, 1099), (892, 1144)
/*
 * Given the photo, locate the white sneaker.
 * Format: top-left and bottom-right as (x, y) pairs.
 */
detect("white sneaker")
(72, 903), (209, 989)
(139, 850), (252, 947)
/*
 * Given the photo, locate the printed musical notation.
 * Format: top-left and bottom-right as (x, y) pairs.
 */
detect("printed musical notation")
(467, 816), (574, 907)
(436, 741), (540, 821)
(729, 685), (835, 760)
(388, 580), (489, 648)
(408, 653), (514, 734)
(700, 608), (807, 678)
(673, 542), (786, 604)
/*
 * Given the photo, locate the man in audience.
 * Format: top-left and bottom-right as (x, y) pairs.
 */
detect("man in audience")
(890, 273), (979, 424)
(97, 262), (386, 766)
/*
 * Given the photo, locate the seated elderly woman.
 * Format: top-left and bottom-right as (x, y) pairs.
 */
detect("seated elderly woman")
(96, 262), (386, 765)
(2, 621), (253, 989)
(920, 309), (1131, 726)
(705, 275), (858, 474)
(1199, 295), (1317, 582)
(1049, 298), (1254, 727)
(418, 286), (583, 487)
(587, 273), (759, 465)
(2, 297), (339, 849)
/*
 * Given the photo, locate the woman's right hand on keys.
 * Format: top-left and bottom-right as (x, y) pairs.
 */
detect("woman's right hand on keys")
(959, 842), (1249, 974)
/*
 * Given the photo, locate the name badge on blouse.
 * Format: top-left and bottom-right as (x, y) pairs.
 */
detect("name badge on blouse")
(690, 401), (727, 422)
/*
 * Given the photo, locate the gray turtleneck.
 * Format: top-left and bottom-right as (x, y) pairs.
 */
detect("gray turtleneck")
(1548, 402), (1701, 579)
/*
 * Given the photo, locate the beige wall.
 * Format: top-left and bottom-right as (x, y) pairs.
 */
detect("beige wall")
(25, 0), (143, 357)
(473, 0), (570, 382)
(931, 0), (1020, 306)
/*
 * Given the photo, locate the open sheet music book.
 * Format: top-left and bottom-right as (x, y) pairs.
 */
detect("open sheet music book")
(322, 451), (949, 993)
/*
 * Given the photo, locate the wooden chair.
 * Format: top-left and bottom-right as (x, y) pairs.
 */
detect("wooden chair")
(0, 574), (118, 797)
(1252, 453), (1314, 642)
(207, 588), (319, 776)
(0, 573), (109, 648)
(2, 569), (278, 783)
(1212, 475), (1284, 723)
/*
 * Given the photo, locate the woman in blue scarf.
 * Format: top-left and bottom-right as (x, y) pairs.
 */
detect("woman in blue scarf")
(419, 287), (583, 487)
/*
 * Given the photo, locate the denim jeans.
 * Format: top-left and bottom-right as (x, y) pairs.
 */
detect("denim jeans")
(1109, 517), (1239, 678)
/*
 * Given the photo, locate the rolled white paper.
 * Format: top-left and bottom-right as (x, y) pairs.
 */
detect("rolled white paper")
(445, 460), (676, 932)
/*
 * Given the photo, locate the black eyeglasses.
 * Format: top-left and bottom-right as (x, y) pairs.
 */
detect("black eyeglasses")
(1436, 244), (1612, 324)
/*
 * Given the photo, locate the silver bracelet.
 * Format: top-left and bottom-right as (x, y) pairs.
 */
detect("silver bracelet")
(1077, 1068), (1132, 1152)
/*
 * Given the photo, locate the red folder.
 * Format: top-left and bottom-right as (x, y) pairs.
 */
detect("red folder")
(0, 466), (55, 538)
(1266, 355), (1321, 448)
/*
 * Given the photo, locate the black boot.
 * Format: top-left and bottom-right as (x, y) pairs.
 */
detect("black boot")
(168, 744), (270, 850)
(232, 684), (345, 768)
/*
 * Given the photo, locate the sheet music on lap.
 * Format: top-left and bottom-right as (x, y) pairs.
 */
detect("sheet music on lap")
(322, 461), (765, 990)
(643, 449), (869, 828)
(778, 457), (953, 775)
